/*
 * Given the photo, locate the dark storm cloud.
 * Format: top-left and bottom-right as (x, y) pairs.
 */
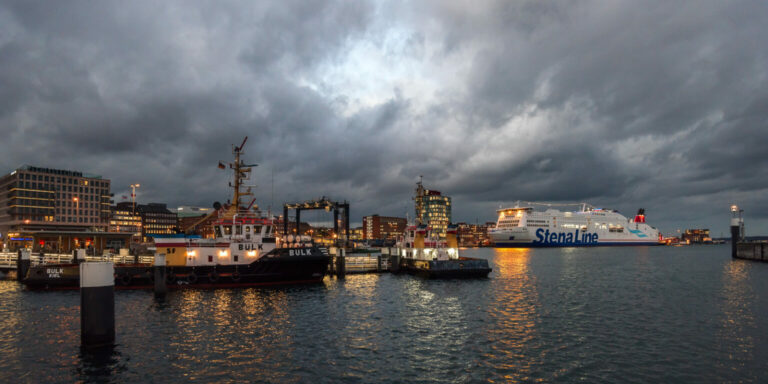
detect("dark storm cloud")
(1, 0), (767, 235)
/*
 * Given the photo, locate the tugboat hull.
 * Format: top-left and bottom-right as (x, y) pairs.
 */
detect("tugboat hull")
(22, 249), (329, 290)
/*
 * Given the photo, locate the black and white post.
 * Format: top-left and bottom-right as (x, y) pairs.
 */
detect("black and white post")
(730, 205), (742, 259)
(16, 249), (31, 282)
(154, 253), (167, 297)
(80, 262), (115, 348)
(337, 248), (346, 279)
(74, 248), (86, 264)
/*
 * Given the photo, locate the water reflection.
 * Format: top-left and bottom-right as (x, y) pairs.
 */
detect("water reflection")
(718, 260), (755, 373)
(481, 248), (542, 382)
(3, 246), (768, 383)
(77, 345), (124, 381)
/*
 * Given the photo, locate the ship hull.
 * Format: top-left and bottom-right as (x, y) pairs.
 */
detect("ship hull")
(492, 241), (660, 248)
(399, 257), (491, 278)
(21, 248), (329, 290)
(490, 227), (660, 248)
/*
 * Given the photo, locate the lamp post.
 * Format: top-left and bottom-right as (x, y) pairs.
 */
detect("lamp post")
(130, 184), (140, 213)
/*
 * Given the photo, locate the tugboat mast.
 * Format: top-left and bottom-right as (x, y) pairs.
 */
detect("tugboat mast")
(222, 136), (257, 218)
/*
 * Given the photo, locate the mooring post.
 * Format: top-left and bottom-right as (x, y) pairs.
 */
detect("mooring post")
(154, 253), (167, 297)
(74, 249), (86, 264)
(80, 262), (115, 348)
(337, 248), (346, 279)
(730, 205), (742, 259)
(377, 254), (382, 272)
(389, 249), (401, 273)
(16, 249), (31, 282)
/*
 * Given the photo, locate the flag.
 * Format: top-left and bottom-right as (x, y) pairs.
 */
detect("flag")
(218, 162), (226, 169)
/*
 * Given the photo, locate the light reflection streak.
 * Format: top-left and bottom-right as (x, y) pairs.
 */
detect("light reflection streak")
(162, 288), (298, 382)
(398, 276), (470, 383)
(717, 260), (755, 372)
(483, 248), (542, 382)
(330, 274), (385, 368)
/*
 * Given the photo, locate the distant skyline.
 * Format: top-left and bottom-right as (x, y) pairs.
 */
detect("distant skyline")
(1, 1), (767, 237)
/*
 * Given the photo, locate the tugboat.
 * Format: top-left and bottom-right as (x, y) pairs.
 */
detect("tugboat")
(22, 137), (330, 290)
(393, 181), (492, 278)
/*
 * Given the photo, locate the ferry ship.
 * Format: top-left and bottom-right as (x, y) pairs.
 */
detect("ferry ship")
(489, 202), (660, 247)
(22, 137), (330, 289)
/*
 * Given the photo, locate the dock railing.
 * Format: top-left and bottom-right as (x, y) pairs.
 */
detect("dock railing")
(0, 251), (155, 270)
(0, 252), (16, 269)
(329, 248), (389, 274)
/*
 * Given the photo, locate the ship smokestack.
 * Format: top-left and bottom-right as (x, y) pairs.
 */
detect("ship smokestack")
(634, 208), (646, 223)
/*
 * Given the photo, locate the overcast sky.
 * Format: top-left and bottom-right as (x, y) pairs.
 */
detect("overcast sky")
(1, 0), (767, 236)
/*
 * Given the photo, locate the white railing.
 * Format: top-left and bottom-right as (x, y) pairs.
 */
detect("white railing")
(0, 252), (154, 269)
(82, 254), (154, 264)
(336, 255), (389, 273)
(0, 252), (16, 269)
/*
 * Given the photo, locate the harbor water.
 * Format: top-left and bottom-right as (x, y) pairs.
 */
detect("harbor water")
(1, 245), (767, 383)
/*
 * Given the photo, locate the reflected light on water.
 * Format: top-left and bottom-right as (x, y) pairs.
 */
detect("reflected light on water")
(484, 248), (542, 382)
(718, 260), (755, 371)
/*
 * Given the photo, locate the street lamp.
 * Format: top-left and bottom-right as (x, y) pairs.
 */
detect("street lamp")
(130, 184), (141, 213)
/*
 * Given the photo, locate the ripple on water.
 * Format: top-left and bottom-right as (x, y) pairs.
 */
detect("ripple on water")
(1, 246), (767, 383)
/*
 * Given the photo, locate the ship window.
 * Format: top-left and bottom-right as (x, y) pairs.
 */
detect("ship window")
(223, 226), (232, 236)
(208, 255), (213, 262)
(246, 234), (251, 240)
(235, 226), (242, 235)
(254, 225), (262, 235)
(245, 226), (251, 233)
(234, 255), (238, 262)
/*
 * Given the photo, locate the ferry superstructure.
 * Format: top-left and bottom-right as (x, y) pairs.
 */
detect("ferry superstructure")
(489, 202), (660, 247)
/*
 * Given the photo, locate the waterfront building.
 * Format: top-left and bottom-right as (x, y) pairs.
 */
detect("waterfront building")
(414, 182), (451, 238)
(456, 222), (496, 247)
(682, 229), (711, 244)
(350, 227), (363, 241)
(108, 202), (142, 244)
(136, 203), (178, 241)
(363, 215), (407, 240)
(273, 217), (312, 237)
(0, 165), (112, 237)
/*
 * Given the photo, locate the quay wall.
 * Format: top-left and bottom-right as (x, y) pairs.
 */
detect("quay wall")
(735, 242), (768, 262)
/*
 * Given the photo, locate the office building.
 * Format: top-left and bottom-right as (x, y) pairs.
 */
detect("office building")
(108, 202), (142, 244)
(137, 203), (178, 241)
(363, 215), (407, 240)
(0, 165), (111, 235)
(415, 186), (451, 238)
